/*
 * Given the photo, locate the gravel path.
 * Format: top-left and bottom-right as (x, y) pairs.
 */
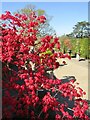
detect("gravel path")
(54, 58), (89, 100)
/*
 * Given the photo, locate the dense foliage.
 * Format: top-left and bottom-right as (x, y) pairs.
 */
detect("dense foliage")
(15, 4), (56, 37)
(59, 35), (89, 59)
(0, 11), (89, 119)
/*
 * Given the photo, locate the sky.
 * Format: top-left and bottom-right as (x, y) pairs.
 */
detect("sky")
(1, 2), (88, 36)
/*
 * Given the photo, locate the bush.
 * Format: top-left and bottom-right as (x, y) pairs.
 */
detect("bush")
(1, 11), (89, 119)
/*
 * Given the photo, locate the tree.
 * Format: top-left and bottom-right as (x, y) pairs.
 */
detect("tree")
(79, 38), (89, 59)
(15, 4), (56, 37)
(1, 11), (89, 119)
(72, 21), (90, 38)
(66, 21), (90, 58)
(59, 35), (72, 54)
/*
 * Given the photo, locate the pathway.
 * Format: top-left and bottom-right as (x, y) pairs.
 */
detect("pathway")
(54, 58), (89, 100)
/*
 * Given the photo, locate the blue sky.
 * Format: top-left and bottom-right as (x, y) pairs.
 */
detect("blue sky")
(2, 2), (88, 36)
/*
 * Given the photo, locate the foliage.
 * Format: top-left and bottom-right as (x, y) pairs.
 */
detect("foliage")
(59, 36), (72, 54)
(79, 38), (89, 58)
(66, 21), (90, 58)
(60, 35), (89, 59)
(67, 21), (90, 38)
(1, 11), (89, 119)
(15, 4), (56, 37)
(69, 38), (89, 59)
